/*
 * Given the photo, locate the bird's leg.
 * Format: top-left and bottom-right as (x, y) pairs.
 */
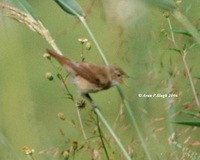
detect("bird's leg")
(82, 93), (99, 110)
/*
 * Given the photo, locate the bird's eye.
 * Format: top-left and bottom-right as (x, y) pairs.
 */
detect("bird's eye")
(117, 74), (121, 77)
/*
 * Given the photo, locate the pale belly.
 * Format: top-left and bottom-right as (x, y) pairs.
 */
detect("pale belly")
(72, 76), (102, 94)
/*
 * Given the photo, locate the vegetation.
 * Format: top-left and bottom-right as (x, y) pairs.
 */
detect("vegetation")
(0, 0), (200, 159)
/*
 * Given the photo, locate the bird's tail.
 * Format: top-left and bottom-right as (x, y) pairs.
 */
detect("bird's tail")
(45, 49), (71, 65)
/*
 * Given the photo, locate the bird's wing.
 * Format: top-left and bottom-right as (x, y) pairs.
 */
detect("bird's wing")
(71, 63), (109, 87)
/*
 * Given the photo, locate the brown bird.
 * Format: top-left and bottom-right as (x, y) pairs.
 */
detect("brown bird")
(46, 49), (127, 106)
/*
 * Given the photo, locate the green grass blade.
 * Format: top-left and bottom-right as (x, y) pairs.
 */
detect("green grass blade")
(11, 0), (38, 20)
(172, 121), (200, 127)
(142, 0), (176, 10)
(171, 29), (192, 37)
(54, 0), (85, 17)
(173, 10), (200, 45)
(185, 3), (192, 14)
(173, 107), (200, 119)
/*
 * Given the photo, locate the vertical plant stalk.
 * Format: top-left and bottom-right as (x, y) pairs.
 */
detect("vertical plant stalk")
(27, 155), (35, 160)
(167, 16), (200, 110)
(117, 86), (152, 160)
(57, 73), (89, 143)
(79, 12), (152, 160)
(95, 109), (131, 160)
(49, 62), (89, 145)
(167, 18), (177, 48)
(182, 51), (200, 109)
(76, 107), (89, 143)
(79, 17), (109, 65)
(94, 112), (110, 160)
(165, 80), (179, 159)
(77, 16), (133, 160)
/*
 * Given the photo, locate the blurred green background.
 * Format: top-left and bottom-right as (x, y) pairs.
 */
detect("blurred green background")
(0, 0), (200, 159)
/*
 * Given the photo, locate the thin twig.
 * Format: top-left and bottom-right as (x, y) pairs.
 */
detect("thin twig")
(47, 58), (89, 143)
(94, 111), (110, 160)
(182, 51), (200, 109)
(167, 17), (178, 48)
(167, 16), (200, 110)
(57, 73), (89, 143)
(76, 107), (89, 143)
(94, 108), (131, 160)
(79, 17), (109, 65)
